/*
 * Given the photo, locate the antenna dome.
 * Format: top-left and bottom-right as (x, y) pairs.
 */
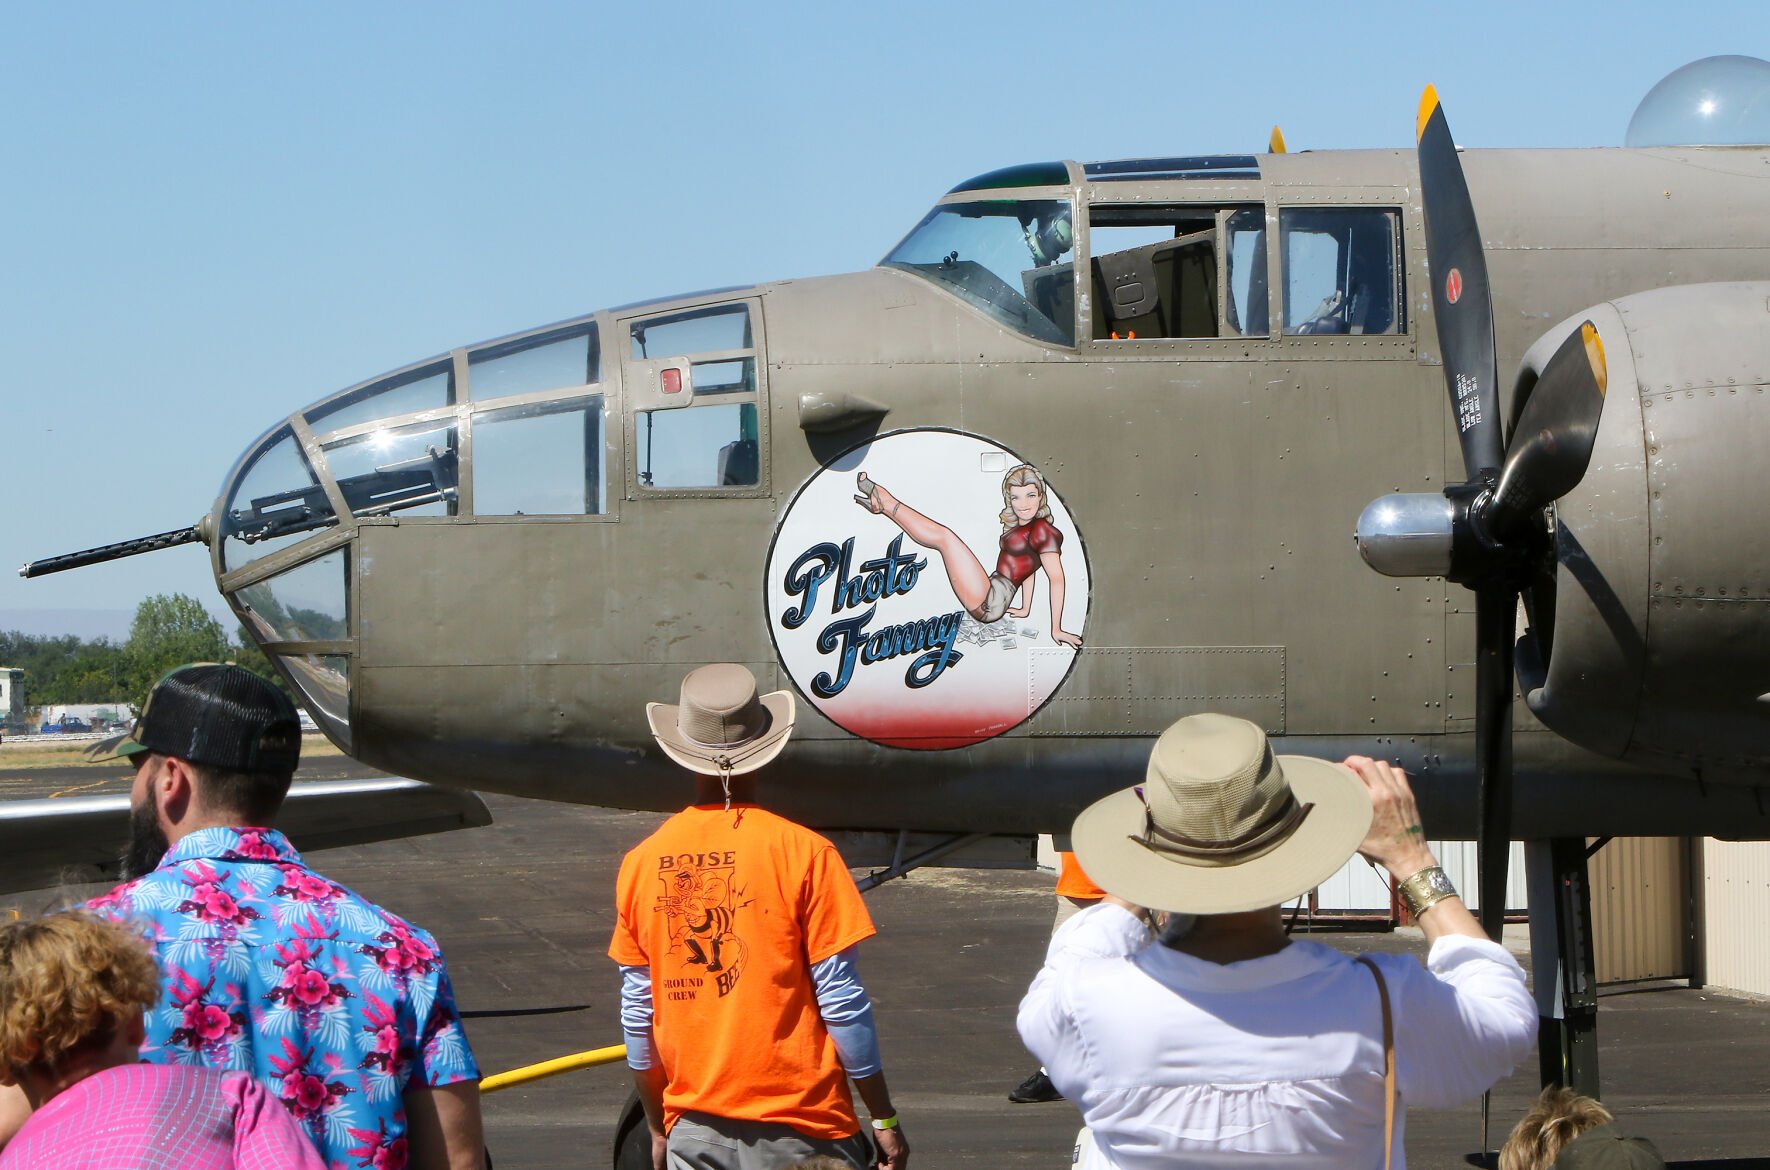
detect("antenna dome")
(1626, 55), (1770, 146)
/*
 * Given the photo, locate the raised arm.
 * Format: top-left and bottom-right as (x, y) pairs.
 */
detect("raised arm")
(1344, 755), (1536, 1104)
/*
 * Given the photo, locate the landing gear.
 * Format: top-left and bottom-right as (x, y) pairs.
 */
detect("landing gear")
(1526, 836), (1604, 1096)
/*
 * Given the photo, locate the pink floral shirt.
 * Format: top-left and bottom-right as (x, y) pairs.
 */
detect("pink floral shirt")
(0, 1063), (325, 1169)
(87, 828), (479, 1170)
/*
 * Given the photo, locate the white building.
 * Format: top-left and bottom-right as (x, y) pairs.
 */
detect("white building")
(0, 668), (24, 729)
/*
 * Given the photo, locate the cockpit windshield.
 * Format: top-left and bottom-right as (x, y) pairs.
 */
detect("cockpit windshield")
(881, 199), (1075, 345)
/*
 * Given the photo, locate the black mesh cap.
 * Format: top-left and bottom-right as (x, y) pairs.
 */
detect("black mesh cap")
(127, 663), (302, 774)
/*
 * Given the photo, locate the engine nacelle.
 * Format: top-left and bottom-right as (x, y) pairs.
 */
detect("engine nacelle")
(1518, 282), (1770, 784)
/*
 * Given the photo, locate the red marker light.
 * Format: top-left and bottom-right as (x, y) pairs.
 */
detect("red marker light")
(662, 368), (682, 394)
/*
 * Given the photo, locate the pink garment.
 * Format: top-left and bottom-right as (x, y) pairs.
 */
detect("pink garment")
(0, 1063), (325, 1170)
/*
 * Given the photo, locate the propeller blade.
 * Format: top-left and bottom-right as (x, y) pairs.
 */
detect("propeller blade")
(1417, 86), (1503, 478)
(1486, 322), (1609, 537)
(1269, 125), (1287, 154)
(1474, 584), (1516, 942)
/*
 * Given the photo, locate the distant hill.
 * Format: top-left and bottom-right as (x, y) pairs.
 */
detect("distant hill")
(0, 609), (134, 643)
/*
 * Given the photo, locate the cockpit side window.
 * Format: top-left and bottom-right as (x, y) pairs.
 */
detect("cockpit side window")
(1224, 208), (1269, 337)
(1280, 208), (1404, 336)
(1086, 205), (1267, 341)
(881, 199), (1075, 346)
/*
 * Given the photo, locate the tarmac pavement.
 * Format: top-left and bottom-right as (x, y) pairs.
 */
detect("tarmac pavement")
(2, 760), (1767, 1168)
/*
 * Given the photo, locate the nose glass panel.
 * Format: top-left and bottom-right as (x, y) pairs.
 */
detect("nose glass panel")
(276, 653), (351, 749)
(468, 323), (600, 400)
(235, 550), (349, 643)
(322, 420), (459, 518)
(472, 398), (605, 515)
(220, 429), (338, 572)
(307, 364), (452, 435)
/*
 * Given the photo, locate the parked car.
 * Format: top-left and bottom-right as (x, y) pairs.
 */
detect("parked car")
(38, 715), (92, 735)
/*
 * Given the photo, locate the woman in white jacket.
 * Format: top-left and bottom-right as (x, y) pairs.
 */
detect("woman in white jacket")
(1019, 713), (1536, 1169)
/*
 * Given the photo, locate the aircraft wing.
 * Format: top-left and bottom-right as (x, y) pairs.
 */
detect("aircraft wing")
(0, 779), (493, 896)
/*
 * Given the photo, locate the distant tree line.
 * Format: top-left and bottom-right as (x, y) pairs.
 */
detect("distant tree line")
(1, 593), (284, 714)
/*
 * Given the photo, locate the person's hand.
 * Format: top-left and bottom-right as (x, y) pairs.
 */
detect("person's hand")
(1344, 755), (1437, 881)
(650, 1130), (668, 1170)
(874, 1124), (909, 1170)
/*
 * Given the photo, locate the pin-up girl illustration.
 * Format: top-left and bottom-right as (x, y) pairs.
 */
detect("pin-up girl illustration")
(854, 463), (1084, 649)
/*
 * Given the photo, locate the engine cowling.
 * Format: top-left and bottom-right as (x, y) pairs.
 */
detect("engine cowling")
(1518, 282), (1770, 784)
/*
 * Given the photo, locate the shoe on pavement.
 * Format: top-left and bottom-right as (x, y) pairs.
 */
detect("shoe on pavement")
(1008, 1069), (1064, 1103)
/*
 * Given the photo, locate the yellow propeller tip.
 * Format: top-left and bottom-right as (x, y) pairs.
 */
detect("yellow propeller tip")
(1417, 86), (1441, 141)
(1269, 125), (1287, 154)
(1580, 321), (1608, 395)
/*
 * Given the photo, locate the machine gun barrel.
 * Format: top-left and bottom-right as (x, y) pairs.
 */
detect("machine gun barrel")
(19, 526), (205, 579)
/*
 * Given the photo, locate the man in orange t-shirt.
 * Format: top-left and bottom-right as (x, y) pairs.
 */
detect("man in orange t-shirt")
(610, 664), (908, 1170)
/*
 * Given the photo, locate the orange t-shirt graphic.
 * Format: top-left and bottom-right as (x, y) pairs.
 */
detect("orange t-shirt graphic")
(1055, 851), (1106, 900)
(609, 804), (876, 1138)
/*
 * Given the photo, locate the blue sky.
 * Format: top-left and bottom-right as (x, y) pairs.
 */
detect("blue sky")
(2, 2), (1763, 637)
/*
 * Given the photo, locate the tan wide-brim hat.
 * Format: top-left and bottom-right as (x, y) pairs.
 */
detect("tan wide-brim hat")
(1073, 713), (1373, 915)
(646, 663), (795, 776)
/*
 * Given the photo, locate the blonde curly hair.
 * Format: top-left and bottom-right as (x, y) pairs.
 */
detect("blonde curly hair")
(1499, 1086), (1615, 1170)
(0, 911), (160, 1083)
(998, 463), (1053, 530)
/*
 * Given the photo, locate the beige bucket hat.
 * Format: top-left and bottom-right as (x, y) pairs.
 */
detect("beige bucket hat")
(646, 663), (796, 776)
(1072, 713), (1373, 914)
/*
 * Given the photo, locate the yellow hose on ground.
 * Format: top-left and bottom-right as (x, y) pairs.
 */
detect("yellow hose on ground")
(480, 1044), (628, 1093)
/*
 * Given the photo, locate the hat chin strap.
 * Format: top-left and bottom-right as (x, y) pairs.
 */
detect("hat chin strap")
(716, 757), (735, 810)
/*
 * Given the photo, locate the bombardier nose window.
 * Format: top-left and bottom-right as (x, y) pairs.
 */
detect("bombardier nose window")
(220, 429), (338, 572)
(307, 364), (452, 433)
(322, 420), (459, 518)
(468, 324), (600, 400)
(237, 550), (349, 643)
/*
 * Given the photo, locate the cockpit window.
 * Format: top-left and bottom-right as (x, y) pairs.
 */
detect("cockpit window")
(321, 419), (459, 519)
(881, 199), (1075, 345)
(1087, 204), (1267, 341)
(1280, 208), (1403, 336)
(307, 363), (453, 435)
(220, 429), (338, 572)
(467, 323), (600, 400)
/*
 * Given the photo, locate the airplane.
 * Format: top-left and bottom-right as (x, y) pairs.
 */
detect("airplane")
(16, 57), (1770, 1107)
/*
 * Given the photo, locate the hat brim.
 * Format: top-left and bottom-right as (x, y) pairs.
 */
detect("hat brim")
(1072, 755), (1373, 915)
(83, 733), (149, 763)
(646, 690), (796, 776)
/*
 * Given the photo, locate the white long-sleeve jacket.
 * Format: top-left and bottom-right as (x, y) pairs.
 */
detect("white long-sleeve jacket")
(1018, 904), (1536, 1168)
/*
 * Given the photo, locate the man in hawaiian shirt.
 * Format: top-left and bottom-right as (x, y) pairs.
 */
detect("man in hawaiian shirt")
(6, 663), (485, 1170)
